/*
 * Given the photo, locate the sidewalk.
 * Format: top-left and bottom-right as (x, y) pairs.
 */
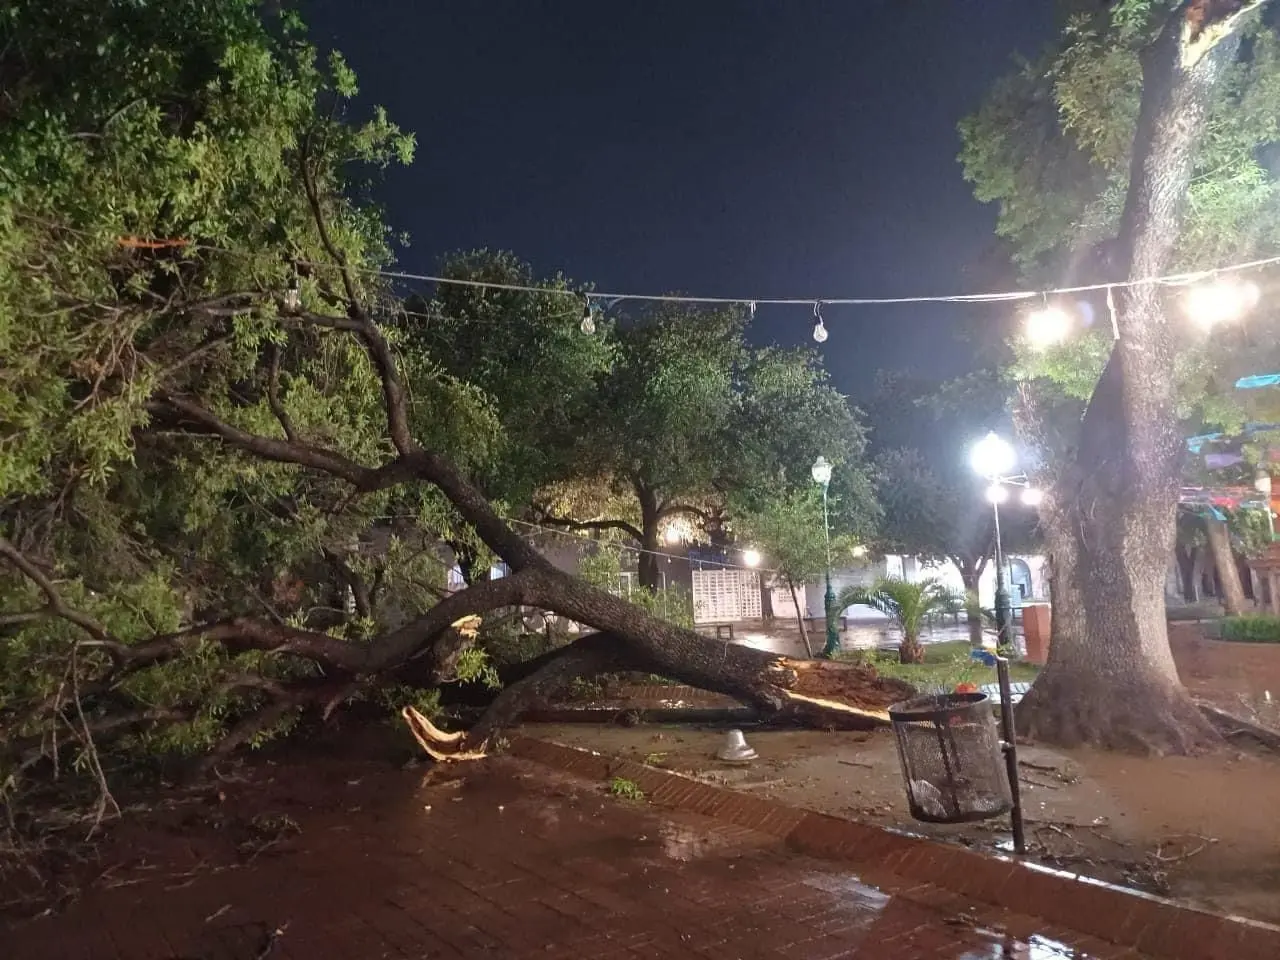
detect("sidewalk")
(6, 757), (1150, 959)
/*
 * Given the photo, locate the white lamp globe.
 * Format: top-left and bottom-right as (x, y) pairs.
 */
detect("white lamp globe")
(970, 432), (1016, 479)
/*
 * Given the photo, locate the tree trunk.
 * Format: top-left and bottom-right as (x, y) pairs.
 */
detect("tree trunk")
(636, 485), (662, 591)
(788, 580), (815, 658)
(1204, 516), (1246, 615)
(958, 559), (985, 647)
(899, 635), (925, 665)
(1017, 2), (1259, 754)
(1175, 543), (1198, 602)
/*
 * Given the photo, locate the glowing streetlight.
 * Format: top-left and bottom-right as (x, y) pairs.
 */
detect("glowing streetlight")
(970, 433), (1019, 648)
(1184, 277), (1260, 330)
(1024, 304), (1071, 351)
(742, 548), (761, 568)
(1020, 486), (1044, 508)
(970, 431), (1016, 480)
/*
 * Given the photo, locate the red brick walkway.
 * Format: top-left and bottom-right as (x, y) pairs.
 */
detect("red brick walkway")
(6, 758), (1141, 959)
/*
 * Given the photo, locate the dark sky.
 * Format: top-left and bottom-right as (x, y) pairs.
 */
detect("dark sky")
(302, 1), (1057, 402)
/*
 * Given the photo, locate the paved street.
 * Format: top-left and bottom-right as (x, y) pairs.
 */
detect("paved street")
(5, 757), (1141, 959)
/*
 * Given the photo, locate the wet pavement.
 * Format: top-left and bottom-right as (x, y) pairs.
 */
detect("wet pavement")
(6, 758), (1148, 959)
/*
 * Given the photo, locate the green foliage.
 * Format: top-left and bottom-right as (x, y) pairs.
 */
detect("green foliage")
(837, 640), (1041, 687)
(399, 250), (614, 507)
(0, 0), (466, 788)
(607, 776), (645, 801)
(538, 303), (878, 573)
(574, 544), (693, 626)
(1219, 613), (1280, 643)
(960, 2), (1280, 443)
(732, 488), (855, 589)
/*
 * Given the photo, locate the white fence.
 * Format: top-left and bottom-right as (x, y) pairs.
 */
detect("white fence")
(692, 570), (761, 624)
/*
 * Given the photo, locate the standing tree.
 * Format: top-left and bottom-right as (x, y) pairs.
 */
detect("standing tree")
(397, 250), (615, 582)
(961, 0), (1272, 751)
(540, 306), (873, 590)
(865, 371), (1038, 646)
(733, 489), (865, 658)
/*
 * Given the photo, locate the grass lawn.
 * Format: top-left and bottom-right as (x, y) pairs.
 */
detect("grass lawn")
(836, 640), (1040, 690)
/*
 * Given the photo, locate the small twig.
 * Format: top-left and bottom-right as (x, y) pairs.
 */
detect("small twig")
(838, 759), (874, 769)
(254, 922), (289, 960)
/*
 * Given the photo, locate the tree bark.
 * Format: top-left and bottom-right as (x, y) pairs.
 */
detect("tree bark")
(1017, 1), (1263, 754)
(636, 484), (662, 591)
(958, 558), (985, 647)
(788, 580), (815, 658)
(1204, 516), (1246, 614)
(1175, 542), (1198, 602)
(899, 635), (925, 665)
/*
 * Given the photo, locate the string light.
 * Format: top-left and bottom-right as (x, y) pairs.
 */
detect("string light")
(1020, 487), (1043, 507)
(742, 548), (762, 568)
(580, 296), (596, 335)
(1184, 276), (1260, 330)
(126, 232), (1280, 346)
(812, 302), (828, 344)
(985, 483), (1009, 505)
(1024, 298), (1071, 350)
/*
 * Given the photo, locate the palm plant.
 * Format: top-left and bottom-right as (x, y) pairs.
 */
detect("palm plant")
(833, 576), (951, 664)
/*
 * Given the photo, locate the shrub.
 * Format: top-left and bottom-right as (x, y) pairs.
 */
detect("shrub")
(1219, 614), (1280, 643)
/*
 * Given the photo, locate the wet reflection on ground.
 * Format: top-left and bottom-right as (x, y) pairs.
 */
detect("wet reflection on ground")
(5, 756), (1145, 959)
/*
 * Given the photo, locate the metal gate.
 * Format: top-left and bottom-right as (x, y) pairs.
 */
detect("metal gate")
(692, 570), (761, 624)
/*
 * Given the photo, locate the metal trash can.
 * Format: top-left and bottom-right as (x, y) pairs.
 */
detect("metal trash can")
(888, 692), (1012, 824)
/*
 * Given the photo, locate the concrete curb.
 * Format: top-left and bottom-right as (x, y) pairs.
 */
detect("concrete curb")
(511, 736), (1280, 960)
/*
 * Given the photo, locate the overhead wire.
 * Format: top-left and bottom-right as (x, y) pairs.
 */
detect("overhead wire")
(501, 516), (777, 574)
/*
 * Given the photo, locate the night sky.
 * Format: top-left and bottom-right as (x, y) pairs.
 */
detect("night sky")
(302, 1), (1057, 402)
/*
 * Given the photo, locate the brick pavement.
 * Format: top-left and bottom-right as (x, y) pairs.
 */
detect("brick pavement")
(5, 758), (1146, 960)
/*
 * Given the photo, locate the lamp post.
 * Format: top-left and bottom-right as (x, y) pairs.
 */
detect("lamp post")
(1256, 467), (1276, 542)
(811, 455), (839, 658)
(969, 433), (1040, 650)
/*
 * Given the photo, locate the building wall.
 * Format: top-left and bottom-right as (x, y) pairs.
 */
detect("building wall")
(805, 553), (1049, 620)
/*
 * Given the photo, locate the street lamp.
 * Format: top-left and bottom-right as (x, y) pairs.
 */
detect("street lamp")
(969, 433), (1041, 649)
(1256, 467), (1275, 542)
(811, 455), (839, 658)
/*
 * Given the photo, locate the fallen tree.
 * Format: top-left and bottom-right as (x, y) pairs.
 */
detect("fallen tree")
(0, 3), (911, 803)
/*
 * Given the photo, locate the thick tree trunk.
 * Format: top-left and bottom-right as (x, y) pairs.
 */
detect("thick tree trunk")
(636, 486), (662, 591)
(958, 560), (985, 647)
(1017, 2), (1260, 754)
(1175, 543), (1198, 602)
(788, 580), (815, 658)
(1204, 516), (1246, 614)
(899, 635), (925, 665)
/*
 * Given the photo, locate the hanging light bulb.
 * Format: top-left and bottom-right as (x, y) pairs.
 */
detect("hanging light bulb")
(1020, 486), (1043, 507)
(580, 297), (596, 335)
(742, 548), (761, 568)
(1184, 276), (1260, 330)
(986, 482), (1009, 505)
(1025, 300), (1070, 350)
(812, 302), (828, 344)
